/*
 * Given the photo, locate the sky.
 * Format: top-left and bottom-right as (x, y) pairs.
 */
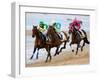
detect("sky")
(25, 12), (90, 31)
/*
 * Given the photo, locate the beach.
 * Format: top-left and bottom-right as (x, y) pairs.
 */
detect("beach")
(26, 45), (89, 67)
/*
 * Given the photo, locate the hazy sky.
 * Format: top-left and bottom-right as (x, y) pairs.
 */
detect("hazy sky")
(25, 12), (90, 31)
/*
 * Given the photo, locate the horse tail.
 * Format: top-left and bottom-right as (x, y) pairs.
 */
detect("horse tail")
(81, 29), (90, 44)
(61, 31), (69, 42)
(81, 29), (87, 37)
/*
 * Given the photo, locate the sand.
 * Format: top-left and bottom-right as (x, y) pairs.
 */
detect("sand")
(26, 45), (89, 67)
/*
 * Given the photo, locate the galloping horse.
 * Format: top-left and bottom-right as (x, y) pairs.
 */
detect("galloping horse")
(46, 25), (69, 56)
(30, 25), (69, 62)
(68, 27), (90, 55)
(30, 26), (52, 62)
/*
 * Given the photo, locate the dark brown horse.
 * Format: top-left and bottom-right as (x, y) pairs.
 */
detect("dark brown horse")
(47, 25), (69, 56)
(30, 25), (69, 62)
(68, 27), (90, 55)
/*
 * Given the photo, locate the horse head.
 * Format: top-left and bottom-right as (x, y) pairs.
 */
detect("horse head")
(47, 25), (56, 36)
(32, 25), (38, 38)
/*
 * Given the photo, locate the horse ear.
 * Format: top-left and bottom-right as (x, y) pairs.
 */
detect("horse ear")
(49, 25), (52, 28)
(33, 25), (35, 28)
(33, 25), (37, 29)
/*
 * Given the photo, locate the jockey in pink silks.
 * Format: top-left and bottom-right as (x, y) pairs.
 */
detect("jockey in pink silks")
(69, 18), (82, 32)
(68, 18), (83, 38)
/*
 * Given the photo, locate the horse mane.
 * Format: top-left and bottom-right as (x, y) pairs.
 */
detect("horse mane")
(47, 26), (62, 42)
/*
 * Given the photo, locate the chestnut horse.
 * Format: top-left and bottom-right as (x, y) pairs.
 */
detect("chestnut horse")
(46, 25), (69, 56)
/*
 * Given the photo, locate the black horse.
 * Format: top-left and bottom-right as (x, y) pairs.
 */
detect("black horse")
(68, 27), (90, 55)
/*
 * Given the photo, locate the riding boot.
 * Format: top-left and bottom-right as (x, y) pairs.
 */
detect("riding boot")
(57, 33), (62, 39)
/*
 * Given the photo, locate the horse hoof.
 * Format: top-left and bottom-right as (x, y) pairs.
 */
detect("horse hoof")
(57, 53), (59, 55)
(30, 56), (33, 60)
(75, 53), (78, 55)
(30, 57), (32, 60)
(54, 54), (56, 56)
(72, 50), (74, 52)
(36, 57), (38, 59)
(81, 49), (83, 52)
(45, 60), (47, 63)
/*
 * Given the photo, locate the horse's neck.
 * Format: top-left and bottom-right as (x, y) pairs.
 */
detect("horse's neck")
(35, 31), (41, 39)
(72, 32), (77, 39)
(50, 33), (60, 42)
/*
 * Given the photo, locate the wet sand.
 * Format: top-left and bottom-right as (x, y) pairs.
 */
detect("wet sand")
(26, 45), (89, 67)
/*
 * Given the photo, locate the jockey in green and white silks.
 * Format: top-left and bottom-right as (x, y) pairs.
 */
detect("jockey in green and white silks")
(51, 21), (61, 32)
(37, 21), (48, 40)
(51, 21), (62, 39)
(37, 21), (48, 34)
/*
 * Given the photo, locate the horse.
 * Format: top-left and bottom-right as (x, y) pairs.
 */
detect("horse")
(46, 25), (69, 56)
(68, 27), (90, 55)
(30, 26), (52, 62)
(30, 25), (69, 62)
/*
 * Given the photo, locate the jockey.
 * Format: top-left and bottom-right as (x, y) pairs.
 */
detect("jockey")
(51, 21), (62, 39)
(69, 18), (81, 32)
(37, 21), (48, 40)
(69, 18), (83, 38)
(50, 20), (61, 32)
(37, 21), (47, 34)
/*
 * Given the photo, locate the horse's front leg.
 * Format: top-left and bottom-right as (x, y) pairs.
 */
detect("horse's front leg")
(49, 48), (52, 62)
(70, 42), (72, 47)
(70, 42), (74, 52)
(45, 47), (51, 62)
(54, 46), (59, 56)
(36, 48), (39, 59)
(30, 47), (37, 59)
(76, 44), (80, 55)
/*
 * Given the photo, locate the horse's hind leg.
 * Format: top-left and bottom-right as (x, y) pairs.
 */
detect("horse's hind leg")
(76, 44), (79, 55)
(54, 46), (59, 56)
(84, 37), (90, 44)
(57, 41), (67, 55)
(30, 47), (36, 59)
(81, 41), (85, 52)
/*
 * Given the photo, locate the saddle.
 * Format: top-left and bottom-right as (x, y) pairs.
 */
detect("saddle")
(57, 33), (63, 39)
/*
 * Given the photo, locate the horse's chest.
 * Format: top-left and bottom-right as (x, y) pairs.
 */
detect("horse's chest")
(71, 35), (81, 43)
(35, 40), (43, 46)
